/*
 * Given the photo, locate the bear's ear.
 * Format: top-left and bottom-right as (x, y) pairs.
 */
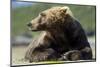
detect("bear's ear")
(61, 6), (69, 13)
(61, 6), (74, 17)
(40, 12), (46, 17)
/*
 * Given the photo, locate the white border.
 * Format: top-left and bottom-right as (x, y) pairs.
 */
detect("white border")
(22, 0), (96, 5)
(0, 0), (10, 67)
(0, 0), (100, 67)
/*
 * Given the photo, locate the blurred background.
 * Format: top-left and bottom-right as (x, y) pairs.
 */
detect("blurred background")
(11, 0), (96, 65)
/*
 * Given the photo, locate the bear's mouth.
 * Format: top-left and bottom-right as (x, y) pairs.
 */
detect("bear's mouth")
(28, 27), (40, 31)
(31, 29), (39, 31)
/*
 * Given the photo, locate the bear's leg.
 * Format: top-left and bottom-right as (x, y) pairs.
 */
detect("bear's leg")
(59, 47), (92, 61)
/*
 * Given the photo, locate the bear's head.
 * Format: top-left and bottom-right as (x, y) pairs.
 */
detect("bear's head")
(27, 6), (74, 31)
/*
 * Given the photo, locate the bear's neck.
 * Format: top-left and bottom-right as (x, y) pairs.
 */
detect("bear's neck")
(46, 27), (66, 41)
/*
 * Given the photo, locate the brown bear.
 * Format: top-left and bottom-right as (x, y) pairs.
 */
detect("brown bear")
(25, 6), (92, 62)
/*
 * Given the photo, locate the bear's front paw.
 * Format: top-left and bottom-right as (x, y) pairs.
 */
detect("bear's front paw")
(30, 48), (57, 62)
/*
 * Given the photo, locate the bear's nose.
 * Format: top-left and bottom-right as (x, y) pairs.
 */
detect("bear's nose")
(27, 23), (32, 27)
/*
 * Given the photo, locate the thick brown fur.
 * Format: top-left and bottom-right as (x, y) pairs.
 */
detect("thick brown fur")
(25, 6), (92, 62)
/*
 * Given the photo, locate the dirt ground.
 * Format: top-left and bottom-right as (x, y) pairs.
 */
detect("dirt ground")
(12, 37), (96, 66)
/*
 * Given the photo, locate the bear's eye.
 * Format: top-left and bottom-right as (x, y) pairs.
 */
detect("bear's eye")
(40, 12), (46, 17)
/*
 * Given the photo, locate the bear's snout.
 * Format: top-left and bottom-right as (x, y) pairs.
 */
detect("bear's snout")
(27, 22), (40, 31)
(27, 23), (32, 27)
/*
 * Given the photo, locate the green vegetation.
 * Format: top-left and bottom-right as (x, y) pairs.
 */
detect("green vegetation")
(11, 3), (96, 36)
